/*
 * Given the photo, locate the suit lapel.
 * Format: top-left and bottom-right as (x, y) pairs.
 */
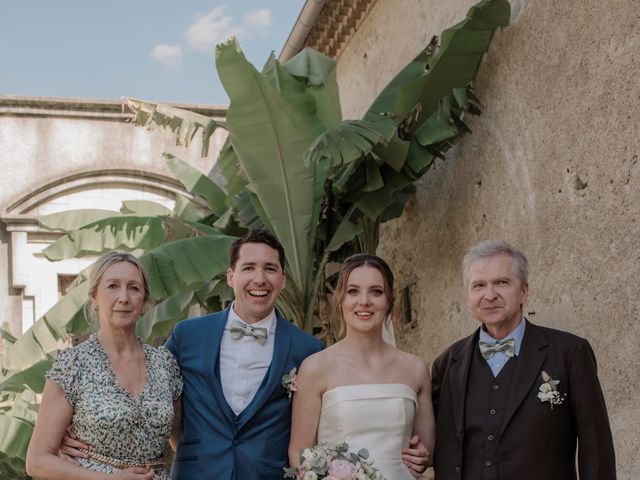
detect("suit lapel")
(204, 307), (236, 423)
(499, 321), (548, 437)
(236, 312), (292, 429)
(449, 330), (478, 440)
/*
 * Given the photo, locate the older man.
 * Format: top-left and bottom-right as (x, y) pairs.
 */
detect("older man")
(431, 240), (616, 479)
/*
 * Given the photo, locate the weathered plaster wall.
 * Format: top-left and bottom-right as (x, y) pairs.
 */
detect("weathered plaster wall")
(336, 0), (639, 477)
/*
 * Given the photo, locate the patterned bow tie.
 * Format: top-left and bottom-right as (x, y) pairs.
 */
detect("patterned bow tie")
(479, 337), (516, 360)
(229, 319), (269, 345)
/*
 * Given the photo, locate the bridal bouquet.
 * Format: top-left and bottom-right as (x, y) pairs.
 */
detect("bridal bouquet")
(284, 442), (385, 480)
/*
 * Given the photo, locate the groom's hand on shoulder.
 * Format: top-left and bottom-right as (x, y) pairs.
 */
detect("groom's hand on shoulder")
(402, 435), (430, 478)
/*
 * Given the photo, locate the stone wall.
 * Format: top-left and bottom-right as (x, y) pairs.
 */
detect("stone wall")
(335, 0), (639, 477)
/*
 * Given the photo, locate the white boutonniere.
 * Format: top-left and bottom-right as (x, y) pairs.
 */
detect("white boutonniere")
(282, 367), (298, 399)
(537, 370), (566, 409)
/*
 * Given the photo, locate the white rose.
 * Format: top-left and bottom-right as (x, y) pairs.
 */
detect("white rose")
(539, 383), (552, 393)
(303, 471), (318, 480)
(537, 391), (554, 402)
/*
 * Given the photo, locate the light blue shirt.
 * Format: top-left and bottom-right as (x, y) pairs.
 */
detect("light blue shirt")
(479, 317), (526, 377)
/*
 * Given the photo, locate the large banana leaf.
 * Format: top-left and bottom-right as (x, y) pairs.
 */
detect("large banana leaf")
(120, 200), (172, 216)
(1, 281), (88, 374)
(216, 38), (328, 292)
(42, 212), (219, 261)
(38, 209), (120, 232)
(140, 233), (236, 299)
(0, 391), (37, 479)
(394, 0), (509, 128)
(164, 153), (228, 217)
(127, 98), (226, 157)
(42, 216), (170, 261)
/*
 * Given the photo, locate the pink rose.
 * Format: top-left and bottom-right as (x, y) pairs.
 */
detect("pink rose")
(328, 459), (358, 480)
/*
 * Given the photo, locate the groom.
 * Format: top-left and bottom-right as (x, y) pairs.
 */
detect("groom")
(166, 229), (323, 479)
(431, 240), (616, 479)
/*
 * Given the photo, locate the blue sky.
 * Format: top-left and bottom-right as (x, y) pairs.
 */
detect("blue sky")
(0, 1), (305, 105)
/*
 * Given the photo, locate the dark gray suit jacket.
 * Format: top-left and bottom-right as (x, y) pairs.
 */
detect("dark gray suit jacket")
(431, 321), (616, 479)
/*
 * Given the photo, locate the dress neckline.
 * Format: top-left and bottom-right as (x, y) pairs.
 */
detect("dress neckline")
(91, 334), (149, 400)
(323, 383), (417, 397)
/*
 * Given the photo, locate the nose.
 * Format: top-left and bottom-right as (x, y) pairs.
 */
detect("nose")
(116, 287), (130, 303)
(253, 268), (267, 284)
(357, 292), (372, 306)
(483, 284), (498, 300)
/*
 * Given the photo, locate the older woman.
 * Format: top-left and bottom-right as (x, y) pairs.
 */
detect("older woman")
(289, 254), (435, 479)
(26, 251), (182, 480)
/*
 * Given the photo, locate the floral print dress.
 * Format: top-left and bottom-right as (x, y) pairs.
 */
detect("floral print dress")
(46, 334), (183, 479)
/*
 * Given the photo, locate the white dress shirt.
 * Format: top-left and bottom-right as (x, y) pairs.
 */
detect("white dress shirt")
(219, 304), (277, 415)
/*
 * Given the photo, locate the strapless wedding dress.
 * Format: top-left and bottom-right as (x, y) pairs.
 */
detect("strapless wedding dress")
(317, 384), (417, 480)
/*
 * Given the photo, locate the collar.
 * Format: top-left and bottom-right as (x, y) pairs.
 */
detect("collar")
(479, 316), (526, 355)
(226, 302), (277, 334)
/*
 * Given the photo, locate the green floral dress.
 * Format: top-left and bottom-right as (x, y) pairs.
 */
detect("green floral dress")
(47, 334), (183, 479)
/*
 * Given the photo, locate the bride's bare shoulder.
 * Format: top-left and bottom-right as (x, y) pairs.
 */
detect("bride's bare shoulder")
(299, 343), (339, 375)
(395, 348), (430, 378)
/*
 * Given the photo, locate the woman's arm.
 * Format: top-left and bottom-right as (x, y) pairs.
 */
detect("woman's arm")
(412, 360), (436, 466)
(26, 380), (154, 480)
(287, 354), (326, 467)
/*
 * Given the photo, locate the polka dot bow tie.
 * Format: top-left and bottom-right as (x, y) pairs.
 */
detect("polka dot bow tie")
(479, 337), (516, 360)
(229, 319), (269, 345)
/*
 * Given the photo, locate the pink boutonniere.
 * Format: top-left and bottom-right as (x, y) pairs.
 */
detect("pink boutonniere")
(282, 367), (298, 398)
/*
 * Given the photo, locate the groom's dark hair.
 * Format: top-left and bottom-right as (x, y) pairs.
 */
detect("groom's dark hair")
(228, 229), (286, 271)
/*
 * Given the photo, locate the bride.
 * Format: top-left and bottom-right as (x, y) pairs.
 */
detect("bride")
(289, 254), (435, 479)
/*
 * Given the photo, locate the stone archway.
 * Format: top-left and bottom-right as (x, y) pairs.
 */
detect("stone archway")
(1, 169), (194, 334)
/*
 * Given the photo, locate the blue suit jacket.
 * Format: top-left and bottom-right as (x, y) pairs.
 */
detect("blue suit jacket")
(166, 307), (322, 480)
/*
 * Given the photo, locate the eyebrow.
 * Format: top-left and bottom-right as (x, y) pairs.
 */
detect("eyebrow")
(239, 261), (280, 268)
(104, 278), (143, 284)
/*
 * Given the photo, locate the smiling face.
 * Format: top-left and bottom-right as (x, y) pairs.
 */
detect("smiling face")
(340, 265), (390, 335)
(467, 253), (528, 339)
(91, 261), (146, 333)
(226, 242), (286, 324)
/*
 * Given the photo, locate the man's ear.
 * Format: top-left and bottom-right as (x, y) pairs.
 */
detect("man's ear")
(520, 282), (529, 304)
(226, 267), (234, 287)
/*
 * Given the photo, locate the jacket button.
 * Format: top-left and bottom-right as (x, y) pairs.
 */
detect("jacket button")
(232, 439), (239, 446)
(490, 409), (496, 415)
(493, 384), (500, 390)
(487, 434), (494, 441)
(454, 466), (461, 474)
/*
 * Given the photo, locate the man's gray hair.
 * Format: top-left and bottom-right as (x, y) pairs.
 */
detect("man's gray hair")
(462, 240), (528, 288)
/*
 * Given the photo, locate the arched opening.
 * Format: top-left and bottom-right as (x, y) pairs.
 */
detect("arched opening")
(1, 169), (195, 334)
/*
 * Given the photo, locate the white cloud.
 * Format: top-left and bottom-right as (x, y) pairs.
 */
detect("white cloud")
(243, 9), (272, 29)
(149, 44), (183, 67)
(186, 5), (244, 52)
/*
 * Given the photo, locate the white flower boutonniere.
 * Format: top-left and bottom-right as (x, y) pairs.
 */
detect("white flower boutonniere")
(282, 367), (298, 398)
(537, 370), (566, 409)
